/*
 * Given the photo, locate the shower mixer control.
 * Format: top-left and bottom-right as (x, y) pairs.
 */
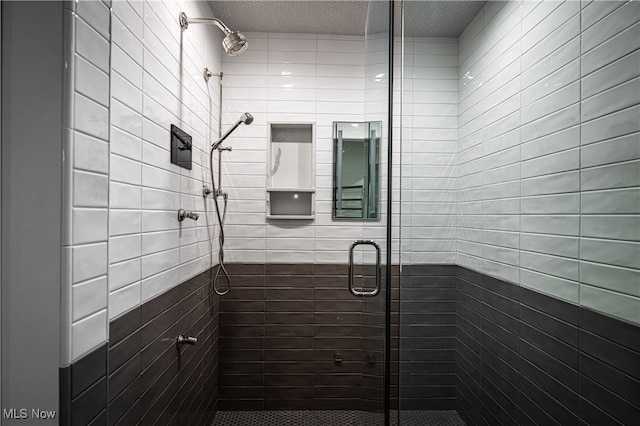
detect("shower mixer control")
(178, 209), (199, 222)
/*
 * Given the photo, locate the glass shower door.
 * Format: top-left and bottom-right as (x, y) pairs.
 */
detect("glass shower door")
(357, 0), (394, 424)
(397, 1), (463, 423)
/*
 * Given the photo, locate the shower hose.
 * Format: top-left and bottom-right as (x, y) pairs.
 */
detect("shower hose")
(209, 147), (231, 295)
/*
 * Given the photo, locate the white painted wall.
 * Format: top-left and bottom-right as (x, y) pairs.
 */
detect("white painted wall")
(1, 2), (64, 421)
(456, 0), (640, 325)
(1, 4), (3, 421)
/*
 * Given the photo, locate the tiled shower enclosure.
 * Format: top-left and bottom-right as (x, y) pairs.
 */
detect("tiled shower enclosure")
(1, 1), (638, 426)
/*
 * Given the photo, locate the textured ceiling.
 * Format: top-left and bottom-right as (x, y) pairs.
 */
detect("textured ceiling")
(208, 1), (486, 38)
(403, 1), (486, 37)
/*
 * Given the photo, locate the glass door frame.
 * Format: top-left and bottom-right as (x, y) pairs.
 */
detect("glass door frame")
(383, 1), (395, 424)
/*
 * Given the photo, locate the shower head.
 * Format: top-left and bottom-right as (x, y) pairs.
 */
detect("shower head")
(211, 113), (254, 151)
(222, 31), (249, 56)
(180, 12), (248, 56)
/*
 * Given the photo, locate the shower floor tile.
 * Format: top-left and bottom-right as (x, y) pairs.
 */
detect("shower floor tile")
(212, 410), (466, 425)
(398, 410), (466, 426)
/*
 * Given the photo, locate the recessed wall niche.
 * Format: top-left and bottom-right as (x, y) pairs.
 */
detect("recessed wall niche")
(266, 123), (316, 219)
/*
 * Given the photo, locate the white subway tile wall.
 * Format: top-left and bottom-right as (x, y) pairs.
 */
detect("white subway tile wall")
(221, 32), (389, 264)
(62, 0), (639, 361)
(401, 37), (459, 265)
(65, 0), (224, 362)
(107, 0), (223, 322)
(455, 1), (639, 324)
(578, 0), (640, 323)
(63, 0), (111, 363)
(366, 33), (401, 264)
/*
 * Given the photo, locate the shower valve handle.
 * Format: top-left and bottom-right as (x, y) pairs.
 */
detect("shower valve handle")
(176, 335), (197, 348)
(178, 209), (199, 221)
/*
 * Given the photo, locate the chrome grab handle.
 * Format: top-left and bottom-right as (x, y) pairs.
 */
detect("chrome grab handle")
(348, 240), (381, 297)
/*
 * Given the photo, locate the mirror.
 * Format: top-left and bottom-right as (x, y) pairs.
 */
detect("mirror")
(333, 121), (381, 219)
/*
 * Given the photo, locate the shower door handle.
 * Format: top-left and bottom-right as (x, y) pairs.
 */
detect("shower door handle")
(348, 240), (381, 297)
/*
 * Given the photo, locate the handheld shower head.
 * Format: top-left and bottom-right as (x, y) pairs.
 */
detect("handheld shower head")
(240, 112), (254, 125)
(211, 113), (254, 151)
(180, 12), (249, 56)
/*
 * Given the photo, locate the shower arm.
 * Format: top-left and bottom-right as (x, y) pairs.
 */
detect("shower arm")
(179, 12), (231, 34)
(210, 112), (252, 196)
(211, 120), (243, 151)
(211, 119), (241, 196)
